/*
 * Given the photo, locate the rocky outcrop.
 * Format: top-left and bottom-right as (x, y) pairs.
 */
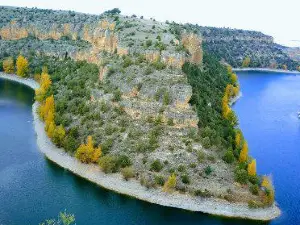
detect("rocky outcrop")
(182, 33), (203, 64)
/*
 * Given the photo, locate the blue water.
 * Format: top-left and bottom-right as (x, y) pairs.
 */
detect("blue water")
(0, 72), (299, 224)
(233, 71), (300, 224)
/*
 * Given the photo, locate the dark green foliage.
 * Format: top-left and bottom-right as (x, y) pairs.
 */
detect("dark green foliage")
(249, 175), (260, 185)
(0, 60), (3, 71)
(183, 55), (235, 149)
(154, 175), (165, 186)
(150, 160), (163, 172)
(145, 40), (152, 48)
(103, 8), (121, 15)
(181, 174), (190, 184)
(113, 89), (122, 102)
(177, 165), (186, 173)
(116, 155), (132, 168)
(204, 165), (213, 175)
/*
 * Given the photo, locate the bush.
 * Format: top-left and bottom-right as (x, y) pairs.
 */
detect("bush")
(145, 40), (152, 48)
(202, 137), (211, 149)
(116, 155), (132, 168)
(113, 89), (122, 102)
(249, 175), (259, 185)
(154, 175), (165, 186)
(150, 160), (163, 172)
(98, 155), (118, 173)
(194, 189), (211, 197)
(250, 184), (259, 195)
(204, 165), (213, 175)
(234, 168), (248, 184)
(181, 174), (190, 184)
(121, 167), (135, 181)
(177, 165), (186, 173)
(197, 151), (205, 162)
(223, 150), (235, 163)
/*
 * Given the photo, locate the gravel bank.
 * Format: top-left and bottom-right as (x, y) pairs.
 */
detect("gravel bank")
(1, 73), (281, 221)
(233, 68), (300, 74)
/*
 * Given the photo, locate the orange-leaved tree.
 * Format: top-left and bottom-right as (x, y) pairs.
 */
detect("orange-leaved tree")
(75, 136), (102, 163)
(16, 55), (29, 77)
(3, 57), (14, 74)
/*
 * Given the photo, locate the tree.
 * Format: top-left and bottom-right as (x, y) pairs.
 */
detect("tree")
(261, 176), (275, 205)
(248, 159), (256, 176)
(230, 73), (238, 84)
(75, 136), (102, 163)
(239, 141), (248, 163)
(235, 129), (243, 149)
(53, 125), (66, 146)
(35, 72), (52, 102)
(242, 56), (251, 68)
(282, 64), (288, 70)
(16, 55), (29, 77)
(3, 57), (14, 74)
(163, 173), (176, 192)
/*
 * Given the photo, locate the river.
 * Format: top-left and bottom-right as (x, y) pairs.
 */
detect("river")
(0, 71), (299, 224)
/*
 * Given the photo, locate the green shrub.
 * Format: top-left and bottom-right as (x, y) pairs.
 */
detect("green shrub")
(144, 66), (153, 75)
(101, 138), (113, 154)
(121, 167), (135, 181)
(249, 175), (259, 185)
(113, 89), (122, 102)
(154, 175), (165, 186)
(204, 165), (213, 175)
(234, 169), (248, 184)
(98, 155), (118, 173)
(150, 160), (163, 172)
(181, 174), (190, 184)
(177, 165), (186, 173)
(167, 118), (174, 126)
(145, 40), (152, 48)
(223, 150), (235, 163)
(116, 155), (132, 168)
(197, 151), (205, 162)
(250, 184), (259, 195)
(163, 91), (170, 105)
(202, 137), (211, 149)
(123, 57), (133, 68)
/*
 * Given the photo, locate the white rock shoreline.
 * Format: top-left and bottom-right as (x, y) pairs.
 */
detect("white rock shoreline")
(0, 73), (281, 221)
(233, 67), (300, 74)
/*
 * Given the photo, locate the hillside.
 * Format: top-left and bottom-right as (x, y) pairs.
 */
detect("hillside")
(181, 23), (299, 70)
(0, 6), (279, 218)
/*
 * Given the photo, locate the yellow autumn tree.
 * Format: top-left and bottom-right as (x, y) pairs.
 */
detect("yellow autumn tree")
(16, 55), (29, 77)
(261, 176), (275, 205)
(242, 56), (251, 68)
(297, 66), (300, 72)
(163, 173), (177, 193)
(3, 57), (14, 74)
(235, 130), (243, 149)
(230, 73), (238, 85)
(75, 136), (102, 163)
(248, 159), (256, 176)
(53, 125), (66, 147)
(239, 141), (248, 163)
(35, 72), (52, 102)
(46, 121), (56, 139)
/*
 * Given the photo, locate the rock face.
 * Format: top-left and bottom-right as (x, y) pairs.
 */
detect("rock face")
(182, 33), (203, 64)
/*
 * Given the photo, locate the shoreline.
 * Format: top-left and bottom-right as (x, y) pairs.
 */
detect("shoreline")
(233, 68), (300, 74)
(0, 73), (281, 221)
